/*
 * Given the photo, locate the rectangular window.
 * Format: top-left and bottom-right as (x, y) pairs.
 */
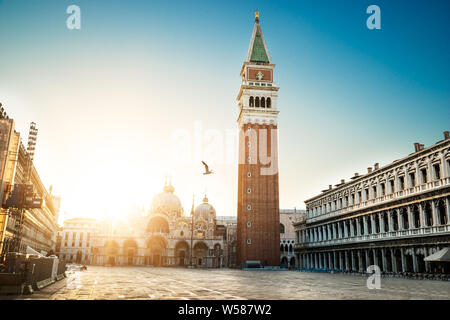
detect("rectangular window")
(398, 176), (405, 190)
(409, 173), (415, 187)
(421, 168), (427, 183)
(433, 164), (441, 180)
(364, 189), (369, 201)
(358, 191), (362, 203)
(389, 180), (395, 193)
(381, 183), (385, 196)
(372, 186), (377, 198)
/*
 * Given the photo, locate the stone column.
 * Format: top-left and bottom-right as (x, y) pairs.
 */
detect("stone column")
(351, 251), (355, 271)
(373, 249), (378, 267)
(350, 219), (355, 237)
(357, 250), (362, 272)
(390, 249), (397, 273)
(370, 215), (376, 234)
(332, 223), (337, 239)
(400, 248), (406, 272)
(424, 247), (431, 272)
(380, 213), (385, 233)
(345, 251), (349, 271)
(388, 210), (393, 232)
(412, 248), (418, 273)
(381, 248), (387, 272)
(344, 221), (348, 238)
(364, 249), (369, 271)
(356, 218), (361, 236)
(431, 201), (438, 226)
(419, 203), (426, 227)
(407, 206), (413, 230)
(328, 252), (332, 269)
(363, 216), (369, 235)
(339, 252), (343, 271)
(333, 251), (337, 270)
(338, 222), (342, 238)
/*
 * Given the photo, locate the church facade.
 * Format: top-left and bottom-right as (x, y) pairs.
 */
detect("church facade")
(87, 181), (230, 268)
(236, 12), (281, 267)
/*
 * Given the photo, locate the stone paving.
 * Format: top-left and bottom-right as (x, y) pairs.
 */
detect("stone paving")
(8, 266), (450, 300)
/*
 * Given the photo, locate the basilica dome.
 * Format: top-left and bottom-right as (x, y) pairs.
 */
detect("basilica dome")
(149, 181), (183, 217)
(194, 196), (216, 221)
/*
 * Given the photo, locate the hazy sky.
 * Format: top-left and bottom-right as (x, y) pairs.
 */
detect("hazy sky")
(0, 0), (449, 223)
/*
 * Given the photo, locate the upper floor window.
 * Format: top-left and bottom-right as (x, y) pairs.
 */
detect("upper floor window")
(409, 172), (416, 187)
(255, 97), (260, 108)
(261, 97), (266, 108)
(389, 180), (395, 193)
(267, 97), (271, 108)
(280, 223), (285, 233)
(398, 176), (405, 190)
(380, 183), (385, 196)
(249, 96), (254, 107)
(433, 163), (441, 180)
(420, 168), (427, 183)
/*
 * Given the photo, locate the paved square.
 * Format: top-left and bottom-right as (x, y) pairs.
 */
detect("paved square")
(12, 266), (450, 300)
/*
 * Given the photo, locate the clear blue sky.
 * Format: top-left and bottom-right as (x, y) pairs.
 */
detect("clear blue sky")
(0, 0), (449, 220)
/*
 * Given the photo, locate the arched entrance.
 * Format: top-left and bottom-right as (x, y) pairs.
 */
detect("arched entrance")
(146, 236), (166, 267)
(193, 242), (208, 267)
(175, 241), (189, 267)
(104, 240), (119, 266)
(123, 239), (138, 266)
(76, 250), (82, 264)
(289, 257), (296, 269)
(394, 249), (402, 273)
(281, 256), (288, 267)
(385, 250), (392, 272)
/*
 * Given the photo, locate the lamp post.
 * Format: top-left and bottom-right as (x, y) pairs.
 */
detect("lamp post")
(190, 195), (194, 267)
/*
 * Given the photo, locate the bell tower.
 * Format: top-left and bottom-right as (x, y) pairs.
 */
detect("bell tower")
(236, 12), (280, 267)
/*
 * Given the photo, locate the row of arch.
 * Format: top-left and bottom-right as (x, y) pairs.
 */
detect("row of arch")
(301, 198), (449, 243)
(100, 237), (222, 267)
(297, 246), (443, 274)
(249, 96), (271, 108)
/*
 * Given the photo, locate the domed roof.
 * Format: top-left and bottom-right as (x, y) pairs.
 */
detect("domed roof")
(194, 195), (216, 221)
(149, 180), (183, 216)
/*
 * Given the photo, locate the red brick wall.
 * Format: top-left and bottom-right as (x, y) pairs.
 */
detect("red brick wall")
(236, 123), (280, 267)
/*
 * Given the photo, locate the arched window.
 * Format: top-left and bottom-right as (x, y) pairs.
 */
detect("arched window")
(280, 244), (284, 252)
(255, 97), (260, 108)
(261, 97), (265, 108)
(280, 223), (285, 233)
(249, 96), (254, 107)
(267, 97), (271, 108)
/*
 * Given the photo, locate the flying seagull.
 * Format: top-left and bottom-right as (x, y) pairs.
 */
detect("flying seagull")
(202, 161), (214, 175)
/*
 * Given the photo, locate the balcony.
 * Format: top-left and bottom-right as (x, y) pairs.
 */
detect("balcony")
(299, 224), (450, 248)
(307, 177), (450, 223)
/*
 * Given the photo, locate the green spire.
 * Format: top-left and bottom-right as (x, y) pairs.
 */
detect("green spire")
(250, 27), (270, 63)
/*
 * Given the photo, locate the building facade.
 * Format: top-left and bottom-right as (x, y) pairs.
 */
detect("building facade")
(58, 218), (99, 264)
(294, 132), (450, 274)
(280, 209), (306, 268)
(236, 12), (280, 267)
(0, 105), (59, 257)
(89, 181), (230, 268)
